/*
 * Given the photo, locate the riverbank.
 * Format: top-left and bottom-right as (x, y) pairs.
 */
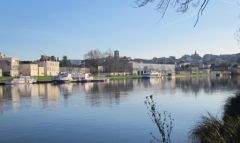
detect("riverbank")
(0, 76), (109, 85)
(0, 76), (53, 82)
(0, 76), (14, 82)
(32, 76), (53, 82)
(175, 73), (209, 78)
(94, 75), (142, 80)
(0, 73), (209, 83)
(94, 73), (209, 80)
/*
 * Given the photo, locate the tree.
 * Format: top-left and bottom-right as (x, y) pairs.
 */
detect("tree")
(84, 49), (104, 60)
(104, 49), (113, 58)
(60, 55), (72, 67)
(84, 49), (106, 73)
(235, 28), (240, 47)
(135, 0), (209, 26)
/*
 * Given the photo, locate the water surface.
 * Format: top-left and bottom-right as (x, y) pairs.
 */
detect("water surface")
(0, 77), (239, 143)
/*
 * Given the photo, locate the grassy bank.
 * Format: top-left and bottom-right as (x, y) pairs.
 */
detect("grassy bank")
(175, 73), (209, 78)
(0, 74), (209, 83)
(0, 76), (53, 82)
(95, 73), (209, 80)
(33, 76), (53, 81)
(0, 76), (14, 82)
(94, 75), (142, 80)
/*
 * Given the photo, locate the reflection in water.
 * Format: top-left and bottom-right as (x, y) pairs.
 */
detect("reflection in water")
(0, 84), (61, 112)
(176, 76), (240, 95)
(1, 77), (240, 113)
(0, 77), (240, 143)
(59, 83), (73, 98)
(84, 80), (134, 106)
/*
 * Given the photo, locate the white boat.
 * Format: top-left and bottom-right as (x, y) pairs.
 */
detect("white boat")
(54, 72), (73, 83)
(72, 73), (93, 81)
(83, 73), (94, 81)
(5, 76), (37, 85)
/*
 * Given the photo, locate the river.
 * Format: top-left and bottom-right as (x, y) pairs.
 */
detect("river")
(0, 77), (239, 143)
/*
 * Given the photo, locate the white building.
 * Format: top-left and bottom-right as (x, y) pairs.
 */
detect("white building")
(0, 68), (2, 77)
(131, 62), (175, 76)
(38, 67), (44, 76)
(36, 61), (59, 76)
(0, 57), (19, 76)
(19, 63), (39, 76)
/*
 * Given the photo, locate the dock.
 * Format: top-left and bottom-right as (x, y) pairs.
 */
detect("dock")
(53, 78), (110, 84)
(0, 78), (110, 86)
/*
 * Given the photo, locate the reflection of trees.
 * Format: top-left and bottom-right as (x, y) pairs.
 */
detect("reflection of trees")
(134, 78), (176, 92)
(176, 76), (240, 95)
(176, 78), (209, 94)
(1, 76), (240, 111)
(190, 93), (240, 143)
(84, 80), (134, 106)
(83, 78), (177, 106)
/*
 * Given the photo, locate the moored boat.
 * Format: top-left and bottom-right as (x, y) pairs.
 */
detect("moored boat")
(5, 76), (37, 85)
(53, 72), (73, 83)
(72, 73), (94, 82)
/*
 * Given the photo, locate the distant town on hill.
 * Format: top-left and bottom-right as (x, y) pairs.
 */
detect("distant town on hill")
(1, 50), (240, 77)
(67, 50), (240, 66)
(134, 51), (240, 65)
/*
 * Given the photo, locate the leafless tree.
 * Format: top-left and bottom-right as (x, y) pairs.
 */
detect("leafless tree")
(104, 49), (113, 57)
(135, 0), (209, 26)
(235, 28), (240, 47)
(84, 49), (104, 60)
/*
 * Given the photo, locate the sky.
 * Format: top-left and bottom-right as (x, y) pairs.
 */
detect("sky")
(0, 0), (240, 60)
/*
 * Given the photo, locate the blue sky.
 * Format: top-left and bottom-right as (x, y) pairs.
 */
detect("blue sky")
(0, 0), (239, 60)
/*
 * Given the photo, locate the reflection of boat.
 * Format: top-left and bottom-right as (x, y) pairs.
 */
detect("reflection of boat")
(142, 72), (163, 79)
(53, 72), (73, 83)
(5, 76), (37, 85)
(93, 78), (110, 83)
(142, 73), (151, 79)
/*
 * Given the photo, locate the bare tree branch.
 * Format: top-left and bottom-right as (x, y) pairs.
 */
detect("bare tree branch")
(135, 0), (210, 26)
(145, 95), (174, 143)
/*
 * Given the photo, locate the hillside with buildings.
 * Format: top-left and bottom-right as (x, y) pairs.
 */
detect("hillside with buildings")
(135, 51), (240, 65)
(0, 50), (240, 78)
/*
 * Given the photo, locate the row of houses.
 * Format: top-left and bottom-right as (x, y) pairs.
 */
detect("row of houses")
(0, 51), (177, 77)
(85, 51), (176, 76)
(0, 53), (60, 77)
(0, 53), (94, 77)
(86, 50), (240, 77)
(8, 50), (237, 77)
(19, 61), (59, 76)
